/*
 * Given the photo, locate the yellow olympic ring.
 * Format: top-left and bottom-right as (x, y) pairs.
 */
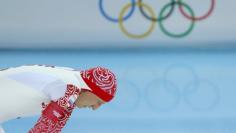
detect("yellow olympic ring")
(118, 2), (156, 39)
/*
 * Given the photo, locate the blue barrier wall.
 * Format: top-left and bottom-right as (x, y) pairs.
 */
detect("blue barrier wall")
(1, 50), (236, 133)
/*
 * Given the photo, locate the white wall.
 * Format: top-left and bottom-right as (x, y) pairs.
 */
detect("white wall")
(0, 0), (235, 48)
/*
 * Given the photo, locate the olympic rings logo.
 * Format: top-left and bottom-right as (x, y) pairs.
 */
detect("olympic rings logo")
(109, 64), (220, 112)
(99, 0), (215, 39)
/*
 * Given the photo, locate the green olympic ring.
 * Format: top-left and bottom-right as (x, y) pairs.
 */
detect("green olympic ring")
(159, 1), (195, 38)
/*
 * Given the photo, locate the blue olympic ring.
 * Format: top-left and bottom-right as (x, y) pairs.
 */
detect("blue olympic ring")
(99, 0), (136, 22)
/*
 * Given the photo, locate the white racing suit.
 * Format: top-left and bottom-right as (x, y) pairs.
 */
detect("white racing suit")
(0, 65), (90, 132)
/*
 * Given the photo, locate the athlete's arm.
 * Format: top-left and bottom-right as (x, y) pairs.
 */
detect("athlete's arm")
(29, 84), (80, 133)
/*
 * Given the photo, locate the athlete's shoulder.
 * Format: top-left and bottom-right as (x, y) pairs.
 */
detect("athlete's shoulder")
(25, 64), (76, 71)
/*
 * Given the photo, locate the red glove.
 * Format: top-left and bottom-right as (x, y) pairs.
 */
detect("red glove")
(29, 84), (80, 133)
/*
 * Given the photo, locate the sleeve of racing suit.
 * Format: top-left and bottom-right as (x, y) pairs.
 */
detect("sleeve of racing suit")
(29, 84), (80, 133)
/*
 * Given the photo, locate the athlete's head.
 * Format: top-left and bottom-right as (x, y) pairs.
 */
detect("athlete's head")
(75, 67), (117, 110)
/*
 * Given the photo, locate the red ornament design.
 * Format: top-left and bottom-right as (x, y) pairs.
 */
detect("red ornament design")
(29, 84), (80, 133)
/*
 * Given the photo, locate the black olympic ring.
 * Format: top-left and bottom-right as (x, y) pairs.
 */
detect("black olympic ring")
(138, 0), (176, 22)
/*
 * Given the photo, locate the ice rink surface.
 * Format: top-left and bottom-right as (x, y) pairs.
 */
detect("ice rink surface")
(1, 49), (236, 133)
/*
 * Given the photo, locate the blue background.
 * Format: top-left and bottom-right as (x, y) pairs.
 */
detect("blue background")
(1, 0), (236, 132)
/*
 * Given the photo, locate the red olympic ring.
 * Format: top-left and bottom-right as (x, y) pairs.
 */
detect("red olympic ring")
(178, 0), (215, 21)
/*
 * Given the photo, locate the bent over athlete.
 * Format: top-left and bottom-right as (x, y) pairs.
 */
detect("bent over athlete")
(0, 65), (117, 133)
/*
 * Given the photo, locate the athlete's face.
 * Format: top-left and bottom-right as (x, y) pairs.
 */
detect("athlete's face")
(75, 90), (106, 110)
